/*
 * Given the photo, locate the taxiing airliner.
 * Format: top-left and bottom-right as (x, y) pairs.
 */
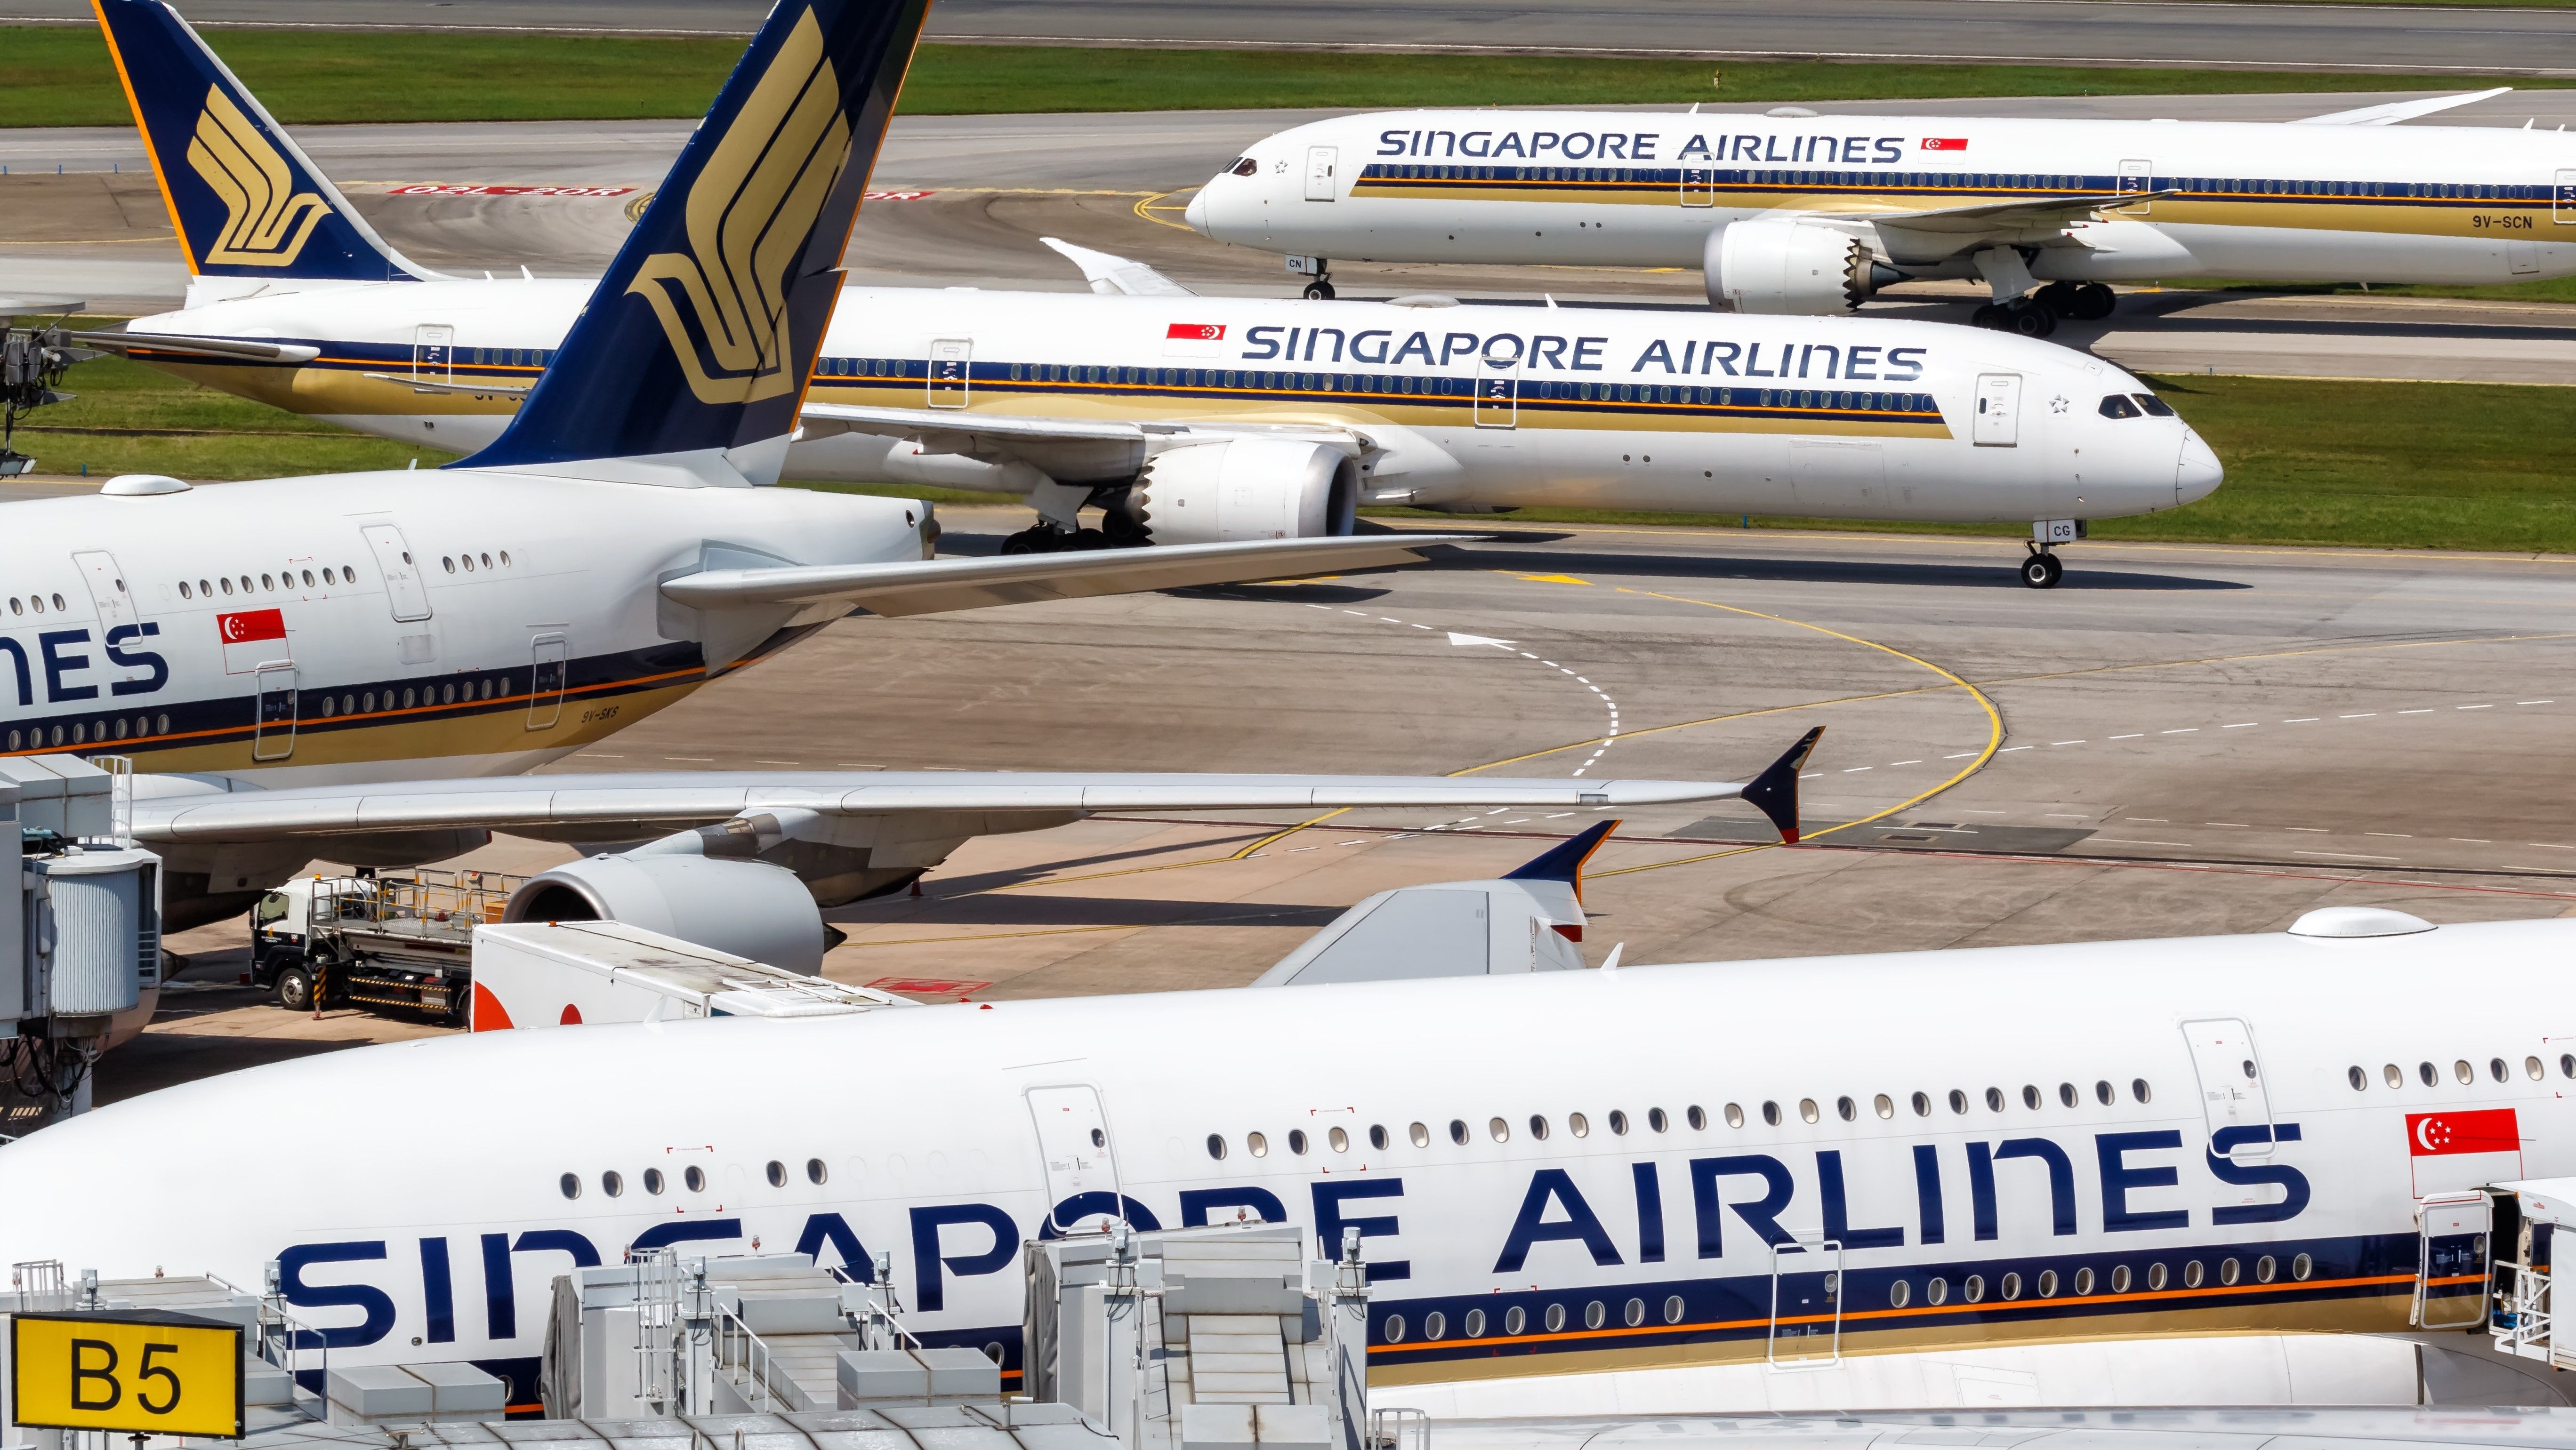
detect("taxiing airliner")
(81, 0), (2217, 584)
(0, 889), (2555, 1408)
(12, 0), (1772, 937)
(1185, 98), (2576, 333)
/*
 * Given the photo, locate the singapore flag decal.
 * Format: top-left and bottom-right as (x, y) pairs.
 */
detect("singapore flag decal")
(1163, 321), (1227, 359)
(217, 607), (289, 675)
(2407, 1106), (2521, 1196)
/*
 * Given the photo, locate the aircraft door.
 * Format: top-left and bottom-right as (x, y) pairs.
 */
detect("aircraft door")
(2117, 159), (2152, 195)
(927, 339), (971, 409)
(1474, 350), (1518, 428)
(1767, 1235), (1842, 1368)
(2556, 169), (2576, 224)
(359, 523), (432, 622)
(2181, 1017), (2273, 1156)
(71, 550), (137, 631)
(1027, 1084), (1124, 1234)
(252, 663), (297, 761)
(528, 633), (567, 729)
(1680, 167), (1715, 208)
(1304, 146), (1339, 201)
(1972, 373), (2021, 446)
(412, 325), (454, 387)
(2415, 1190), (2493, 1329)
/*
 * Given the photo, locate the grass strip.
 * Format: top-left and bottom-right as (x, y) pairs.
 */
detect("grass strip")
(24, 351), (2576, 555)
(4, 28), (2570, 128)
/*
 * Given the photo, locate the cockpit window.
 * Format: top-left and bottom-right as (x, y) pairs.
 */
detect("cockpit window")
(2098, 394), (2142, 419)
(2132, 393), (2176, 417)
(1229, 157), (1258, 177)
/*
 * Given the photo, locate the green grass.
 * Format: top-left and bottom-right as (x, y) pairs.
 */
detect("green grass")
(13, 339), (456, 479)
(23, 352), (2575, 554)
(4, 26), (2570, 127)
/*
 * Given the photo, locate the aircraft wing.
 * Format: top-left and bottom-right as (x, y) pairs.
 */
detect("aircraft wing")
(76, 330), (321, 363)
(1040, 235), (1196, 296)
(2292, 87), (2510, 125)
(131, 769), (1751, 845)
(1860, 190), (2176, 237)
(660, 533), (1465, 616)
(797, 401), (1365, 480)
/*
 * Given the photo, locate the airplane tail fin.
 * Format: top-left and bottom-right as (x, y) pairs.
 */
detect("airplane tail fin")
(90, 0), (436, 287)
(457, 0), (930, 481)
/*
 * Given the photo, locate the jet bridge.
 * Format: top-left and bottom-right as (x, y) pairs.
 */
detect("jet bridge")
(0, 755), (162, 1130)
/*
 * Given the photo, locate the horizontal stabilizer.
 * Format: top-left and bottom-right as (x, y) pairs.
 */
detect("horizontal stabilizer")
(660, 533), (1463, 617)
(80, 329), (320, 363)
(132, 770), (1750, 845)
(360, 371), (530, 397)
(2292, 88), (2510, 126)
(1039, 236), (1197, 297)
(92, 0), (435, 283)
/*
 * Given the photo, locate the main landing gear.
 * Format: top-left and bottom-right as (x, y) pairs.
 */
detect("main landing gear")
(999, 505), (1153, 554)
(1968, 283), (2117, 338)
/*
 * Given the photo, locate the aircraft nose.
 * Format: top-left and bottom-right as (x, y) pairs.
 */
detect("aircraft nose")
(2175, 428), (2223, 505)
(1184, 186), (1212, 235)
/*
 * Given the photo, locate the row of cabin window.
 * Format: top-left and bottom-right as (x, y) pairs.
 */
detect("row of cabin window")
(1206, 1081), (2157, 1160)
(6, 593), (68, 617)
(2351, 1056), (2573, 1090)
(1374, 1252), (2317, 1345)
(179, 565), (357, 600)
(559, 1157), (828, 1200)
(8, 714), (170, 752)
(310, 677), (511, 718)
(1373, 164), (2554, 203)
(460, 349), (555, 369)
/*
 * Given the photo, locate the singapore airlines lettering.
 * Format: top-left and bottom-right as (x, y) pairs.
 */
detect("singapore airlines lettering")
(1375, 128), (1942, 164)
(1237, 324), (1929, 382)
(266, 1124), (2313, 1347)
(185, 86), (331, 267)
(0, 625), (168, 706)
(625, 7), (849, 406)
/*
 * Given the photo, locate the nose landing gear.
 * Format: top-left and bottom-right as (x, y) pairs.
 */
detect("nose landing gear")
(2020, 545), (2064, 589)
(1288, 255), (1335, 299)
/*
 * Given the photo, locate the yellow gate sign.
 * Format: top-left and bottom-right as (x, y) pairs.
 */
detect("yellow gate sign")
(10, 1310), (245, 1439)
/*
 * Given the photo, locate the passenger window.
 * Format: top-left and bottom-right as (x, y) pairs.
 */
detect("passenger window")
(1529, 1115), (1550, 1140)
(1761, 1101), (1781, 1126)
(1724, 1103), (1744, 1128)
(1687, 1105), (1707, 1130)
(1408, 1123), (1428, 1147)
(1446, 1121), (1466, 1146)
(2348, 1065), (2367, 1091)
(1249, 1132), (1269, 1157)
(1206, 1135), (1227, 1160)
(1489, 1117), (1510, 1143)
(1607, 1110), (1629, 1135)
(1985, 1087), (2005, 1111)
(2132, 1078), (2153, 1103)
(1328, 1127), (1349, 1153)
(1948, 1089), (1968, 1114)
(2386, 1063), (2405, 1088)
(1568, 1113), (1589, 1138)
(1369, 1124), (1389, 1150)
(1648, 1108), (1668, 1132)
(1910, 1092), (1930, 1117)
(1290, 1130), (1310, 1154)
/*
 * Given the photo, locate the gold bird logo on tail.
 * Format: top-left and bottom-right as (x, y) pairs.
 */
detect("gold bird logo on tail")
(185, 86), (330, 267)
(626, 7), (850, 406)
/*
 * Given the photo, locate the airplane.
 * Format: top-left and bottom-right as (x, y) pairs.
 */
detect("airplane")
(1181, 96), (2576, 334)
(9, 0), (1782, 939)
(1, 826), (2563, 1410)
(80, 0), (2218, 582)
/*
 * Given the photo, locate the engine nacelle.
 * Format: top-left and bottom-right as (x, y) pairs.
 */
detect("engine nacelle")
(1705, 219), (1892, 315)
(1127, 438), (1359, 544)
(502, 855), (827, 974)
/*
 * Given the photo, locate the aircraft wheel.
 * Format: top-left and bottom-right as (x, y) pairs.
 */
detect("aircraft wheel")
(2006, 301), (2058, 339)
(2021, 553), (2064, 589)
(274, 962), (315, 1012)
(2072, 283), (2117, 320)
(1000, 527), (1067, 555)
(1302, 280), (1336, 300)
(2035, 281), (2083, 317)
(1070, 527), (1112, 551)
(1970, 303), (2008, 330)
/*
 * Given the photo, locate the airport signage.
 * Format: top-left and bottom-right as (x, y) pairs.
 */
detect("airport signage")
(9, 1310), (245, 1440)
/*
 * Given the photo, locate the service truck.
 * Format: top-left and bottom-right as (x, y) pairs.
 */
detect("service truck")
(249, 868), (524, 1022)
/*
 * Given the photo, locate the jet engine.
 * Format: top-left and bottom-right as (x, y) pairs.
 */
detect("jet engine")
(1124, 438), (1359, 545)
(1704, 219), (1900, 315)
(502, 855), (828, 974)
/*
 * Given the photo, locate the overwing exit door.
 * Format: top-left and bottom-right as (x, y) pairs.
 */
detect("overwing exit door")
(1972, 373), (2021, 446)
(1768, 1235), (1842, 1368)
(927, 339), (971, 409)
(1304, 145), (1339, 201)
(1028, 1084), (1123, 1234)
(252, 663), (297, 761)
(2117, 159), (2153, 205)
(412, 325), (454, 388)
(2555, 169), (2576, 224)
(527, 634), (567, 729)
(359, 523), (432, 622)
(1474, 352), (1518, 428)
(1680, 168), (1715, 207)
(2180, 1017), (2274, 1157)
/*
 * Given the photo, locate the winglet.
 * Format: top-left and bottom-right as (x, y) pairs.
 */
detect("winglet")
(458, 0), (933, 479)
(1504, 818), (1618, 904)
(1740, 727), (1824, 844)
(1039, 237), (1196, 297)
(89, 0), (436, 284)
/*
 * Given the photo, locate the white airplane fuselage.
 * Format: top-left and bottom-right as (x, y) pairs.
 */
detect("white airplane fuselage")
(0, 917), (2561, 1404)
(1187, 111), (2576, 285)
(130, 286), (2217, 526)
